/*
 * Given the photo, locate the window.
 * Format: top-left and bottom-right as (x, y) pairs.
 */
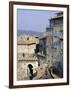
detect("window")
(51, 42), (57, 49)
(22, 53), (25, 57)
(59, 30), (63, 39)
(61, 42), (63, 49)
(27, 37), (29, 40)
(35, 44), (40, 53)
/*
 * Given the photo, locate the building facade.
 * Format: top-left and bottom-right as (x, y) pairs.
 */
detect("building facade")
(38, 29), (52, 66)
(17, 35), (39, 80)
(38, 12), (63, 67)
(50, 12), (63, 65)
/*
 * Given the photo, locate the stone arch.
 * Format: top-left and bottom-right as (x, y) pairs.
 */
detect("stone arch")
(27, 64), (33, 80)
(28, 64), (33, 68)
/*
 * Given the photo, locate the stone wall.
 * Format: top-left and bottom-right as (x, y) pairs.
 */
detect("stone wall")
(17, 60), (38, 80)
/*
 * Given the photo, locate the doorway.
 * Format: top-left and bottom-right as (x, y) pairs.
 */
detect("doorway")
(27, 64), (33, 80)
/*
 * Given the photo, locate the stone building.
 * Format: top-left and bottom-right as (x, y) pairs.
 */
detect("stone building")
(37, 12), (63, 78)
(38, 12), (63, 67)
(38, 30), (52, 66)
(17, 12), (63, 80)
(49, 12), (63, 65)
(17, 34), (39, 80)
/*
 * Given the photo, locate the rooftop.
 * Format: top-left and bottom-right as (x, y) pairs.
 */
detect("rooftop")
(49, 12), (63, 20)
(50, 15), (63, 20)
(17, 34), (39, 45)
(39, 32), (52, 39)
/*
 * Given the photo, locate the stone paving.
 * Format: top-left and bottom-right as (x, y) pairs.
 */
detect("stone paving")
(18, 63), (61, 80)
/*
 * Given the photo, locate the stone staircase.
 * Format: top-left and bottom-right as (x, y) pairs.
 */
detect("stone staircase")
(33, 64), (49, 79)
(33, 64), (60, 80)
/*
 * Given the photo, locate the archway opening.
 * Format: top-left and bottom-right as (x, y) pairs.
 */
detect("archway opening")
(27, 64), (33, 80)
(28, 64), (33, 69)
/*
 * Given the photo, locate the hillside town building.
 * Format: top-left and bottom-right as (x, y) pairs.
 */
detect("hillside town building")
(17, 12), (63, 80)
(17, 35), (39, 80)
(50, 12), (63, 65)
(38, 12), (63, 66)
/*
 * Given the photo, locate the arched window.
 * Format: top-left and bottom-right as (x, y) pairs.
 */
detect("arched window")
(27, 37), (29, 40)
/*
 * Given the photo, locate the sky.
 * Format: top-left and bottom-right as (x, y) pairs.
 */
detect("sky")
(17, 9), (60, 32)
